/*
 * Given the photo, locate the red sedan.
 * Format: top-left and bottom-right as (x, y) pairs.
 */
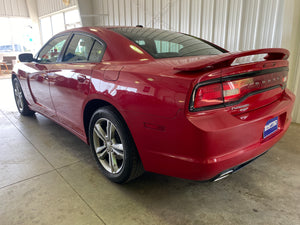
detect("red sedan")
(12, 27), (295, 183)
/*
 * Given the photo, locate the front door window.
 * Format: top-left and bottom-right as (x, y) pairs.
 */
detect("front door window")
(37, 35), (69, 63)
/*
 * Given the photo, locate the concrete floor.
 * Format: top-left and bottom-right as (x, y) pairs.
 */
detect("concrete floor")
(0, 77), (299, 225)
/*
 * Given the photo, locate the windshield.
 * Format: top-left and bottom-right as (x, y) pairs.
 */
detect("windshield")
(110, 27), (226, 59)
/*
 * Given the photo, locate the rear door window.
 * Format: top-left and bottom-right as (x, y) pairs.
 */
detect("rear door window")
(89, 41), (105, 62)
(63, 34), (104, 63)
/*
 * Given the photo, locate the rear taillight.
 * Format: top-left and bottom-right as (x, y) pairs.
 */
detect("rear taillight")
(223, 78), (253, 102)
(192, 70), (287, 111)
(193, 83), (223, 108)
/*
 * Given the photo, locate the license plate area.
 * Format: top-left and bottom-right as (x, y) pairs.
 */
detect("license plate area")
(263, 116), (278, 138)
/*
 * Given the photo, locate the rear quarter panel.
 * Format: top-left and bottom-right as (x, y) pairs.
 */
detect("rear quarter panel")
(88, 63), (195, 164)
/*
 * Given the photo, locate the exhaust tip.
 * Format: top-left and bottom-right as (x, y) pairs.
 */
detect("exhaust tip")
(213, 169), (234, 182)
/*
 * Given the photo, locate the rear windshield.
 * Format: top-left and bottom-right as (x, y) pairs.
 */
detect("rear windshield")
(110, 27), (226, 59)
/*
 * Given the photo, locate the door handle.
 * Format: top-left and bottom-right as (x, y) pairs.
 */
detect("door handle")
(77, 75), (86, 82)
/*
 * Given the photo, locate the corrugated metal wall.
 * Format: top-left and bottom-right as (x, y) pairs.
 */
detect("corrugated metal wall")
(37, 0), (77, 17)
(92, 0), (285, 51)
(0, 0), (29, 17)
(282, 0), (300, 124)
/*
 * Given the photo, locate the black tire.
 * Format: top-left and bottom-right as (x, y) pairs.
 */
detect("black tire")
(89, 106), (144, 183)
(12, 77), (35, 116)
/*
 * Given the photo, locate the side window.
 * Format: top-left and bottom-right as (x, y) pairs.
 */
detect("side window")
(37, 35), (68, 63)
(63, 34), (103, 62)
(89, 41), (104, 62)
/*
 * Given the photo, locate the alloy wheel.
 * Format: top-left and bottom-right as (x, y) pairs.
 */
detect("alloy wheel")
(93, 118), (124, 174)
(14, 80), (24, 112)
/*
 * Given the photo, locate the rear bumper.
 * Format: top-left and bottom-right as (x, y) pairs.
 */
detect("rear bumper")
(139, 89), (295, 181)
(193, 89), (295, 180)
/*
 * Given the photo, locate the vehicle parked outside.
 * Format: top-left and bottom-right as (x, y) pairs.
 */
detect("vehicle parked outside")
(12, 26), (295, 183)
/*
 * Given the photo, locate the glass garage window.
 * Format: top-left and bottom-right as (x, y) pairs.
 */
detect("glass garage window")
(40, 9), (81, 44)
(51, 13), (65, 35)
(111, 27), (226, 59)
(40, 17), (52, 44)
(64, 10), (81, 29)
(0, 17), (34, 53)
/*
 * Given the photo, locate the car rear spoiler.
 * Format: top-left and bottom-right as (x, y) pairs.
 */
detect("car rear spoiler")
(173, 48), (289, 72)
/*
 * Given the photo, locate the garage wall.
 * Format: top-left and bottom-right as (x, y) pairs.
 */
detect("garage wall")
(88, 0), (284, 51)
(36, 0), (77, 17)
(282, 0), (300, 123)
(0, 0), (29, 17)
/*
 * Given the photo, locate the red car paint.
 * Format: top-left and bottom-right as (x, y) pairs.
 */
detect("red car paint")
(13, 27), (295, 181)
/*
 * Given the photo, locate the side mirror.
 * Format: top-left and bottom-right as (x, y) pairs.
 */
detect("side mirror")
(19, 53), (34, 62)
